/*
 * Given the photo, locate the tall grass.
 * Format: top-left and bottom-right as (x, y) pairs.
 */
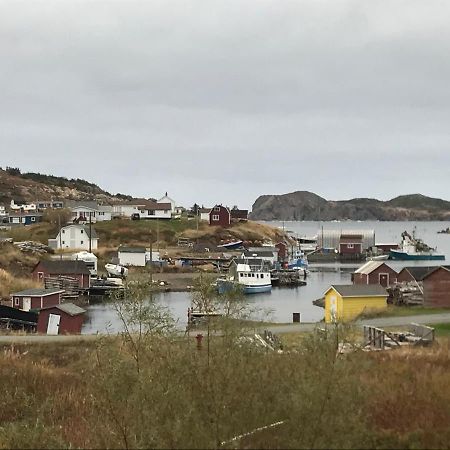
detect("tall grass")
(0, 269), (41, 299)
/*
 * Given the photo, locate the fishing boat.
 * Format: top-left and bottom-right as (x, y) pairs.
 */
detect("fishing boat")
(105, 263), (129, 278)
(217, 259), (272, 294)
(389, 231), (445, 261)
(287, 250), (309, 271)
(217, 240), (244, 250)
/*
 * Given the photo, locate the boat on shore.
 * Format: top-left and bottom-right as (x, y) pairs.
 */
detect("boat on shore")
(217, 240), (243, 250)
(389, 230), (445, 261)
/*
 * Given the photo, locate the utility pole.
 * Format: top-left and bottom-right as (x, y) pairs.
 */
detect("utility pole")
(58, 214), (62, 260)
(149, 235), (153, 285)
(156, 218), (160, 252)
(89, 212), (92, 253)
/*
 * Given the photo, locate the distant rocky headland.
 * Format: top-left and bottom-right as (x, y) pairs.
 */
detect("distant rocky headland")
(250, 191), (450, 221)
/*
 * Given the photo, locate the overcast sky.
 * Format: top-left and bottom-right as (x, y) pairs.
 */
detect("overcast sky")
(1, 0), (449, 209)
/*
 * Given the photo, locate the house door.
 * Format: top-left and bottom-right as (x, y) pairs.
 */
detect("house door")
(330, 295), (337, 322)
(23, 297), (31, 311)
(47, 314), (61, 335)
(379, 273), (389, 287)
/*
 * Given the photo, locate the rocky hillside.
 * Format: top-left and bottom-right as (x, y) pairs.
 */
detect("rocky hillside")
(250, 191), (450, 221)
(0, 167), (133, 205)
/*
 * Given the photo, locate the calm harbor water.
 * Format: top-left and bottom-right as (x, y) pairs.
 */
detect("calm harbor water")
(82, 220), (450, 334)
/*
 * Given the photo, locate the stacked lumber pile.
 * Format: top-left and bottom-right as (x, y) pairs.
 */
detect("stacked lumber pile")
(44, 276), (80, 299)
(388, 282), (424, 306)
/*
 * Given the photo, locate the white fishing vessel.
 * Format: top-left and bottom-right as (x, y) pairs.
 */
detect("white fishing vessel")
(217, 259), (272, 294)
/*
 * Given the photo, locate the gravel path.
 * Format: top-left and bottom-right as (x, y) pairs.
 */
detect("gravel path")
(1, 313), (449, 343)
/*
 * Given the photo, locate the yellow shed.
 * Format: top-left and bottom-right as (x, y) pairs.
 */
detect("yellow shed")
(324, 284), (388, 323)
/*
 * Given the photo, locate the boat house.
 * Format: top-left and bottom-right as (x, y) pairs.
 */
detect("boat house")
(339, 234), (363, 258)
(37, 303), (86, 335)
(324, 284), (388, 323)
(396, 266), (437, 283)
(32, 260), (91, 289)
(10, 288), (64, 312)
(352, 261), (398, 287)
(422, 266), (450, 308)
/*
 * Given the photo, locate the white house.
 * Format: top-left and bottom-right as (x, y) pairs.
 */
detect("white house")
(138, 202), (171, 219)
(113, 201), (147, 218)
(118, 247), (161, 267)
(158, 193), (176, 213)
(97, 205), (112, 221)
(0, 205), (6, 215)
(10, 199), (37, 212)
(48, 224), (98, 251)
(199, 208), (211, 221)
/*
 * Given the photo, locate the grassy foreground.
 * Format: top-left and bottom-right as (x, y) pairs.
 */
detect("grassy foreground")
(0, 330), (449, 449)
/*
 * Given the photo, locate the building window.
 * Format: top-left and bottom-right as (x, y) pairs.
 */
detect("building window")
(14, 297), (19, 306)
(212, 215), (220, 221)
(214, 206), (220, 212)
(62, 241), (65, 245)
(31, 217), (36, 222)
(62, 230), (65, 234)
(347, 244), (354, 249)
(80, 241), (84, 245)
(80, 229), (84, 234)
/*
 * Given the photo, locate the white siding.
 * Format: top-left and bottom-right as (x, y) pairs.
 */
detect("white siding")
(118, 252), (146, 267)
(50, 225), (98, 250)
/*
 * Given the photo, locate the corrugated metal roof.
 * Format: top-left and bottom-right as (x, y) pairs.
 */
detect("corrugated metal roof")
(11, 288), (64, 297)
(354, 261), (385, 274)
(326, 284), (388, 297)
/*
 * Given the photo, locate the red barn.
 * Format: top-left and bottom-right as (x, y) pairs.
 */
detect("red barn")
(352, 261), (398, 287)
(32, 260), (91, 289)
(339, 234), (363, 255)
(209, 205), (231, 227)
(422, 266), (450, 308)
(10, 288), (64, 311)
(37, 303), (86, 335)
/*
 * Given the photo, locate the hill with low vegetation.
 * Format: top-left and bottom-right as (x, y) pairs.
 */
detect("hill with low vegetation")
(0, 167), (132, 204)
(250, 191), (450, 221)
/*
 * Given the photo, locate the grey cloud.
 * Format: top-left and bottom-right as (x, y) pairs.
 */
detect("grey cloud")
(0, 0), (449, 208)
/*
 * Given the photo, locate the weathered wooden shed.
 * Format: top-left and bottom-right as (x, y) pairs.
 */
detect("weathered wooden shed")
(396, 266), (436, 283)
(32, 260), (91, 289)
(37, 303), (86, 335)
(10, 288), (64, 311)
(422, 266), (450, 308)
(324, 284), (388, 323)
(352, 261), (398, 287)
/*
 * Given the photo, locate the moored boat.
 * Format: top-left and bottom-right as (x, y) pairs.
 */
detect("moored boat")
(217, 260), (272, 294)
(389, 230), (445, 261)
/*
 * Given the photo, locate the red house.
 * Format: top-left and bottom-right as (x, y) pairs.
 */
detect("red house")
(209, 205), (231, 227)
(32, 260), (91, 289)
(10, 288), (64, 311)
(352, 261), (398, 287)
(37, 303), (86, 335)
(339, 234), (363, 255)
(422, 266), (450, 308)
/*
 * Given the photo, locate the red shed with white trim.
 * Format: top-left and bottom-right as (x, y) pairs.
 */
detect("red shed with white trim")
(37, 303), (86, 335)
(209, 205), (231, 227)
(10, 288), (64, 312)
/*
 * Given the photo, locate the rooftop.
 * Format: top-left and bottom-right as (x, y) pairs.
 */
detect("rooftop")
(11, 288), (65, 297)
(118, 246), (146, 253)
(40, 302), (86, 316)
(354, 261), (393, 275)
(35, 260), (91, 275)
(327, 284), (388, 297)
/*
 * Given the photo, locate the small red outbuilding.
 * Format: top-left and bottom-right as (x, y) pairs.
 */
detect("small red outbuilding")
(10, 288), (64, 311)
(339, 234), (363, 255)
(37, 303), (86, 335)
(352, 261), (398, 287)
